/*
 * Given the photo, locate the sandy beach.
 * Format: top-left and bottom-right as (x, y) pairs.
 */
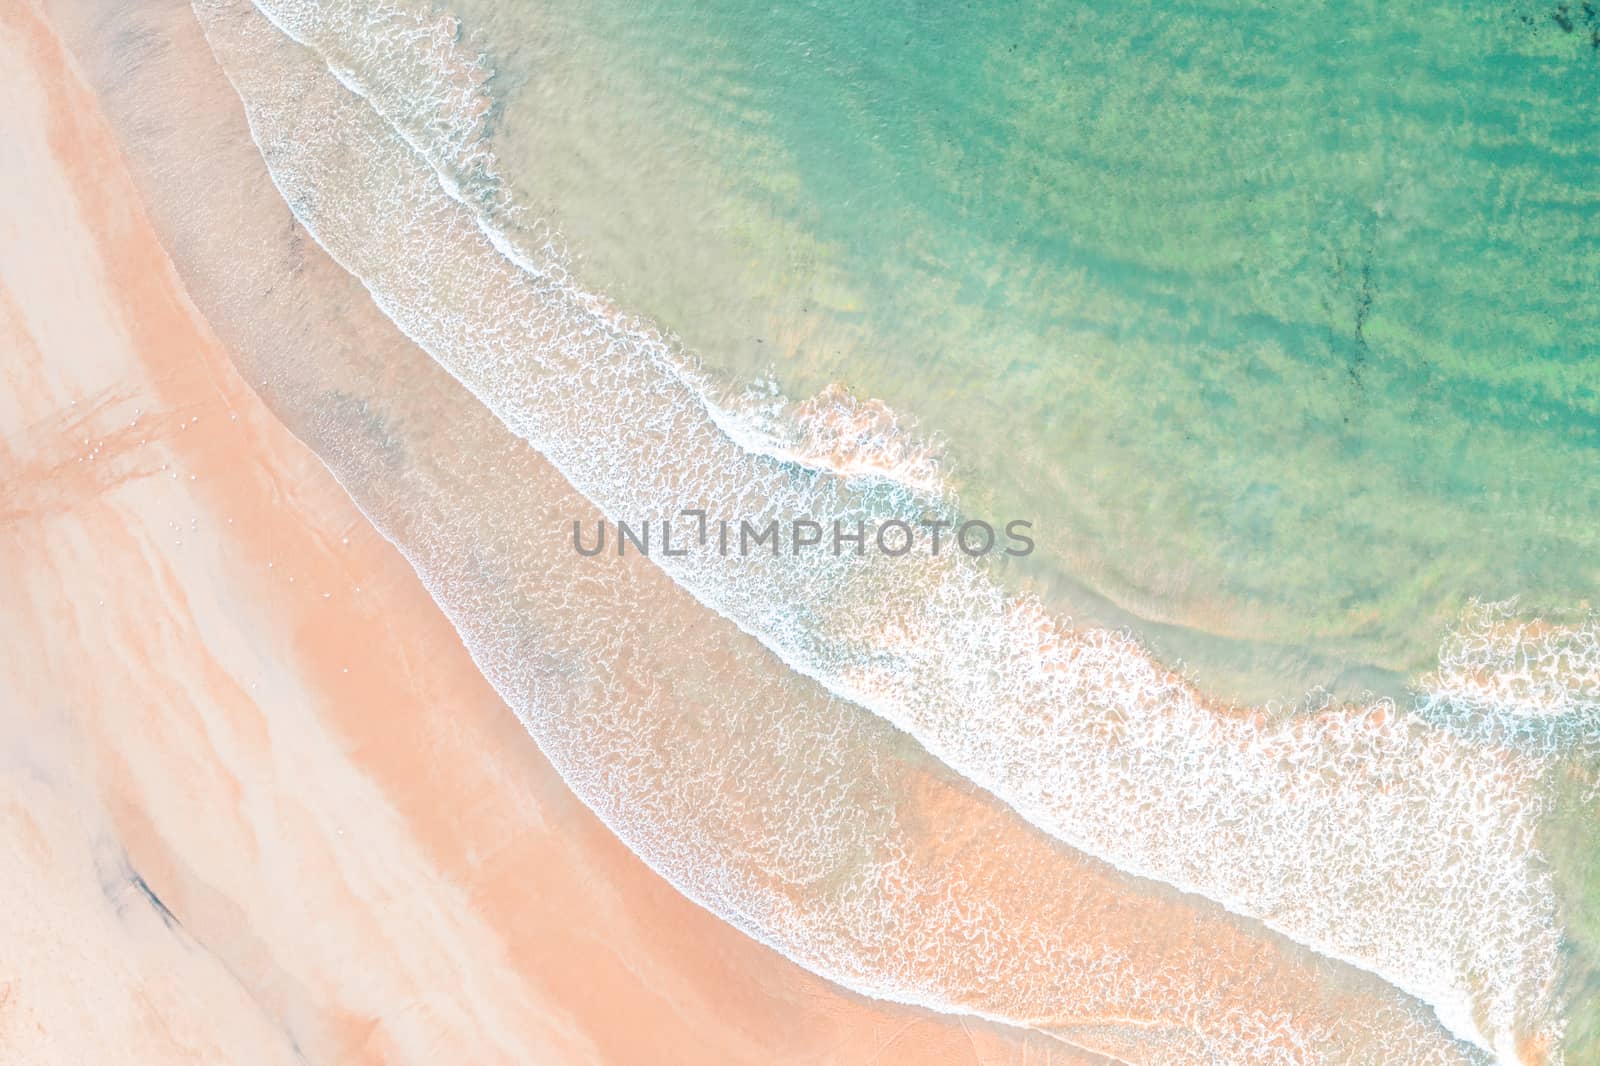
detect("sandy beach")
(0, 6), (1092, 1062)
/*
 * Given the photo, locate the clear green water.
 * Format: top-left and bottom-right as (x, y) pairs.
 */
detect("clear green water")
(453, 2), (1600, 696)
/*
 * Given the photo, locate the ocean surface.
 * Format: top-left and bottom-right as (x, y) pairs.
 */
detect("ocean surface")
(469, 0), (1600, 695)
(86, 0), (1600, 1061)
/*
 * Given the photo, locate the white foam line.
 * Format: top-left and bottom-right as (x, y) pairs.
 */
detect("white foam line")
(280, 455), (1132, 1066)
(183, 5), (1145, 1061)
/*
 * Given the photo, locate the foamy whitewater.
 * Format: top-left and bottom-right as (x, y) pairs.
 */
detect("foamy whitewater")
(187, 0), (1599, 1061)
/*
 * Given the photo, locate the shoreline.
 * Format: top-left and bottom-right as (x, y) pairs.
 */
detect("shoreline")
(4, 0), (1591, 1063)
(0, 5), (1088, 1061)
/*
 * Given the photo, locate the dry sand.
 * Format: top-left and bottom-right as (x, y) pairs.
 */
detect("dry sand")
(0, 6), (1089, 1062)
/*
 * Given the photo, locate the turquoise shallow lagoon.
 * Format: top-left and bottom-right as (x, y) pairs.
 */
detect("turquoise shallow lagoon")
(460, 0), (1600, 697)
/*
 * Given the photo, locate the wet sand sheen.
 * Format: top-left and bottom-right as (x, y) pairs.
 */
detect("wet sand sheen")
(0, 6), (1095, 1062)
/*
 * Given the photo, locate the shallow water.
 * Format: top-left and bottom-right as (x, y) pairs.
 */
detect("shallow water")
(455, 0), (1600, 694)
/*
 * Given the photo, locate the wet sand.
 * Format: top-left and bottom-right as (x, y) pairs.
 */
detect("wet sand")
(0, 7), (1091, 1062)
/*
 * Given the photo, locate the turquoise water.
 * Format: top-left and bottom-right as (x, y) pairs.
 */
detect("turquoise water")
(469, 0), (1600, 694)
